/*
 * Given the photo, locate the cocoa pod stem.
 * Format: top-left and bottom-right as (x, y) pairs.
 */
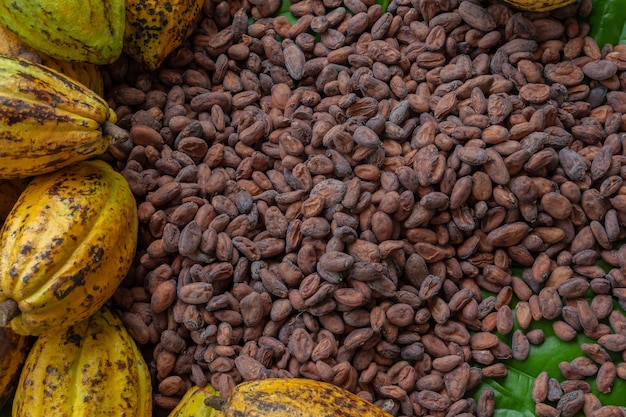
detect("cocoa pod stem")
(0, 299), (20, 326)
(103, 121), (130, 144)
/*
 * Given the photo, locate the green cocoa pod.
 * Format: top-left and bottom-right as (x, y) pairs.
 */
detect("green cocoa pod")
(0, 0), (125, 64)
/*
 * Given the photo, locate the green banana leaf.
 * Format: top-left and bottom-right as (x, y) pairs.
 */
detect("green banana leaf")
(473, 257), (626, 416)
(472, 295), (626, 417)
(588, 0), (626, 47)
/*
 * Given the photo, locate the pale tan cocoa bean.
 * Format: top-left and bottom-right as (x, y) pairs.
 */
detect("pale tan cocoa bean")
(481, 363), (507, 378)
(344, 327), (375, 350)
(526, 329), (545, 345)
(557, 276), (590, 299)
(235, 354), (270, 381)
(434, 320), (470, 345)
(319, 251), (355, 272)
(538, 287), (562, 320)
(486, 222), (531, 247)
(581, 189), (607, 222)
(496, 305), (514, 335)
(151, 279), (178, 314)
(416, 373), (444, 392)
(470, 332), (499, 350)
(122, 312), (151, 345)
(541, 192), (573, 220)
(583, 392), (603, 417)
(553, 320), (578, 342)
(581, 343), (612, 365)
(536, 403), (559, 417)
(511, 329), (530, 361)
(448, 287), (474, 312)
(382, 303), (413, 327)
(491, 340), (513, 361)
(154, 395), (182, 409)
(444, 362), (470, 401)
(591, 406), (626, 417)
(131, 125), (165, 149)
(577, 299), (599, 334)
(556, 390), (585, 417)
(598, 333), (626, 352)
(519, 83), (551, 104)
(161, 329), (187, 353)
(570, 356), (599, 377)
(239, 291), (265, 327)
(457, 1), (496, 32)
(257, 269), (287, 298)
(158, 375), (185, 396)
(476, 388), (495, 417)
(533, 371), (549, 403)
(515, 301), (532, 330)
(334, 288), (367, 308)
(347, 239), (381, 263)
(596, 361), (617, 394)
(545, 62), (585, 86)
(559, 147), (588, 181)
(415, 390), (452, 412)
(472, 349), (495, 365)
(483, 149), (510, 185)
(178, 282), (213, 304)
(432, 354), (464, 373)
(287, 328), (315, 363)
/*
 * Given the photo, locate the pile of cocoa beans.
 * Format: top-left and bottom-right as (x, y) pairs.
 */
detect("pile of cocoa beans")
(102, 0), (626, 415)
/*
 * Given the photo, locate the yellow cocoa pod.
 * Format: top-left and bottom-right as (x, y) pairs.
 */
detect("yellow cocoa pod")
(0, 0), (125, 64)
(167, 384), (221, 417)
(0, 327), (33, 409)
(12, 306), (151, 417)
(37, 56), (105, 99)
(123, 0), (204, 70)
(0, 24), (104, 97)
(501, 0), (575, 11)
(204, 378), (394, 417)
(0, 55), (127, 179)
(0, 159), (138, 336)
